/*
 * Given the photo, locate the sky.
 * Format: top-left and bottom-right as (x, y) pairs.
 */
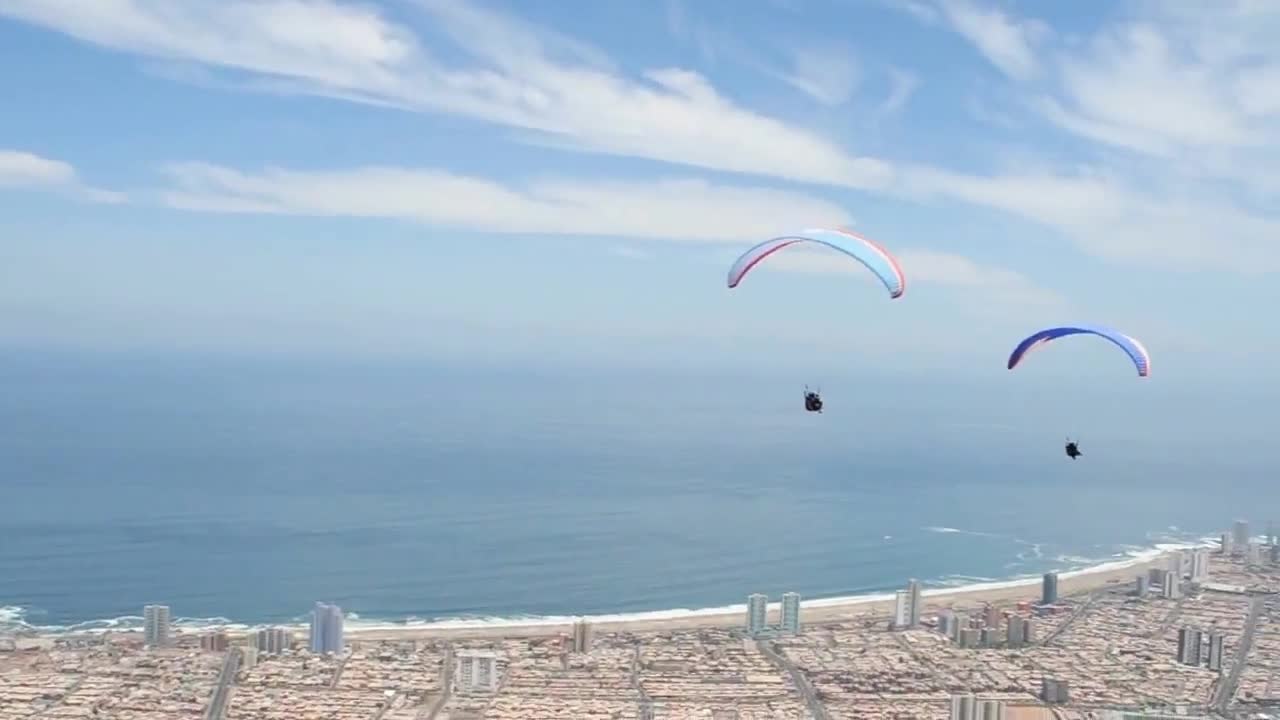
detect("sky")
(1, 0), (1279, 384)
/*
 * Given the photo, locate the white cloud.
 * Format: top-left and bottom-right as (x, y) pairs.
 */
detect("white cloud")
(158, 162), (852, 242)
(0, 149), (124, 202)
(779, 44), (861, 106)
(0, 0), (893, 191)
(879, 68), (920, 115)
(934, 0), (1045, 81)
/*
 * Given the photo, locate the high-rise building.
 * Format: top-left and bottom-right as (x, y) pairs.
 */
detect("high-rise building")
(143, 605), (170, 648)
(1249, 543), (1263, 566)
(1041, 572), (1059, 605)
(1149, 567), (1168, 585)
(1162, 572), (1181, 600)
(959, 628), (981, 648)
(309, 602), (344, 655)
(982, 604), (1001, 629)
(937, 609), (954, 636)
(1233, 519), (1250, 551)
(1177, 628), (1203, 666)
(780, 592), (801, 635)
(893, 591), (911, 630)
(1191, 550), (1210, 583)
(1220, 533), (1232, 556)
(746, 593), (768, 637)
(254, 627), (292, 654)
(907, 579), (922, 627)
(980, 627), (999, 647)
(949, 693), (976, 720)
(1006, 614), (1025, 648)
(571, 619), (593, 653)
(1041, 678), (1069, 704)
(1021, 618), (1036, 645)
(1207, 632), (1225, 672)
(976, 699), (1006, 720)
(1271, 544), (1280, 565)
(951, 612), (969, 642)
(454, 650), (499, 694)
(1135, 574), (1149, 596)
(240, 646), (259, 669)
(200, 631), (229, 652)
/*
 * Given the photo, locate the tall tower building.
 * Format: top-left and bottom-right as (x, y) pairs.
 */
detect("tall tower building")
(1135, 574), (1149, 596)
(745, 593), (768, 637)
(977, 699), (1006, 720)
(1207, 632), (1225, 672)
(1006, 614), (1025, 648)
(309, 602), (344, 654)
(1163, 572), (1181, 600)
(780, 592), (801, 635)
(1191, 550), (1210, 583)
(1177, 627), (1203, 666)
(1221, 533), (1232, 556)
(143, 605), (171, 648)
(949, 693), (976, 720)
(893, 591), (911, 629)
(454, 650), (499, 694)
(255, 627), (292, 654)
(1233, 519), (1250, 553)
(1041, 572), (1059, 605)
(571, 619), (593, 653)
(907, 579), (922, 627)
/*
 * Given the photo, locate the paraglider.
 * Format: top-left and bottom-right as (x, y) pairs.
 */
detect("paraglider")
(726, 227), (906, 299)
(1006, 324), (1150, 377)
(1006, 325), (1149, 459)
(804, 387), (823, 413)
(728, 228), (906, 415)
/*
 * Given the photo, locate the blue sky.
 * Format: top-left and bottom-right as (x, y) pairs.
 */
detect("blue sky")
(1, 0), (1278, 383)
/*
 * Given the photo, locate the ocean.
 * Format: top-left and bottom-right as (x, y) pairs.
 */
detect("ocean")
(0, 349), (1268, 633)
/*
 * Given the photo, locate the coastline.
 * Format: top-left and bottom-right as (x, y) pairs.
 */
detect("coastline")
(2, 540), (1210, 642)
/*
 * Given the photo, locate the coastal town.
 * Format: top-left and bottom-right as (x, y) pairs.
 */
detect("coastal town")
(4, 526), (1280, 720)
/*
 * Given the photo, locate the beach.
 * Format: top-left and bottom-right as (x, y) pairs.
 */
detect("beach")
(338, 546), (1185, 642)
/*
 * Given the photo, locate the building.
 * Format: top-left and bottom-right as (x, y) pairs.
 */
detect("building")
(571, 619), (593, 653)
(959, 628), (981, 648)
(893, 590), (911, 629)
(780, 592), (801, 635)
(1233, 519), (1250, 552)
(454, 649), (499, 694)
(950, 693), (976, 720)
(1135, 574), (1149, 596)
(977, 699), (1007, 720)
(240, 646), (259, 670)
(254, 627), (292, 654)
(1041, 678), (1069, 704)
(143, 605), (170, 648)
(309, 602), (344, 655)
(907, 579), (922, 627)
(1207, 632), (1225, 672)
(1006, 615), (1025, 648)
(1191, 550), (1210, 583)
(937, 609), (955, 636)
(1220, 533), (1232, 556)
(1021, 617), (1036, 645)
(980, 627), (999, 647)
(1041, 572), (1058, 605)
(1162, 572), (1181, 600)
(1177, 627), (1203, 666)
(200, 631), (229, 652)
(983, 604), (1001, 629)
(1249, 543), (1263, 566)
(1149, 567), (1168, 586)
(746, 593), (768, 637)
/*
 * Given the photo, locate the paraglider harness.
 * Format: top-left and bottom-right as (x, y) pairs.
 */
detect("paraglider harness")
(1065, 439), (1081, 459)
(804, 387), (823, 413)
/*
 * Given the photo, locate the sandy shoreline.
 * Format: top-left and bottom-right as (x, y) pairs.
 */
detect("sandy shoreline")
(341, 549), (1181, 642)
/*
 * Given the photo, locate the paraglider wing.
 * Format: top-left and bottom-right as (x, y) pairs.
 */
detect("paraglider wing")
(1006, 325), (1151, 377)
(726, 227), (905, 299)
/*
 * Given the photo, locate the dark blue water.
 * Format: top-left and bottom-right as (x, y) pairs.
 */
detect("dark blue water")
(0, 349), (1271, 629)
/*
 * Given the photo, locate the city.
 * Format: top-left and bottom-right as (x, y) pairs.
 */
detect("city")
(3, 522), (1280, 719)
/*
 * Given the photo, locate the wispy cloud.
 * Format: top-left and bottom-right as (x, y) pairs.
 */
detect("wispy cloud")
(779, 44), (861, 106)
(0, 0), (892, 191)
(879, 68), (921, 115)
(157, 162), (852, 242)
(933, 0), (1045, 81)
(0, 149), (123, 202)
